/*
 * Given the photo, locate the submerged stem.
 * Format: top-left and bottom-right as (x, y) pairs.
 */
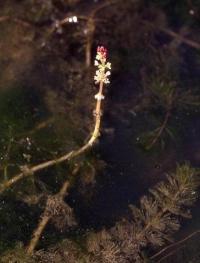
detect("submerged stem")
(0, 81), (105, 194)
(26, 171), (76, 254)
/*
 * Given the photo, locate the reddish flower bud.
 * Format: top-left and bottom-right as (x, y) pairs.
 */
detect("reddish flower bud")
(97, 46), (107, 59)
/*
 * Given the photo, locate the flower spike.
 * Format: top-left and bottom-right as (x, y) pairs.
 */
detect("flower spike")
(94, 46), (111, 85)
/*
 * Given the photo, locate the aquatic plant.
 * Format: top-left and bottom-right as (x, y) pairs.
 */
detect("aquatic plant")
(135, 47), (200, 150)
(0, 46), (111, 194)
(0, 1), (200, 262)
(85, 163), (199, 262)
(26, 163), (199, 263)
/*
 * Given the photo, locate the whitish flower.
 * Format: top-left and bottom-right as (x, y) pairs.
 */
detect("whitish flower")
(106, 62), (111, 69)
(95, 93), (105, 100)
